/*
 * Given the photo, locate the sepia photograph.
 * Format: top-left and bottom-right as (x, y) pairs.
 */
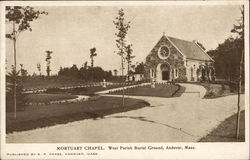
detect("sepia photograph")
(1, 1), (249, 159)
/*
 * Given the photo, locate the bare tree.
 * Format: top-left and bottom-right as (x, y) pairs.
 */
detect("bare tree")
(113, 8), (131, 106)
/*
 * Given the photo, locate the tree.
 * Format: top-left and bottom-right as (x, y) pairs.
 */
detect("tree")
(45, 50), (53, 77)
(113, 69), (118, 76)
(84, 61), (88, 69)
(90, 48), (97, 67)
(231, 6), (244, 40)
(58, 65), (112, 82)
(20, 64), (28, 81)
(113, 8), (131, 106)
(135, 62), (145, 74)
(207, 36), (242, 81)
(70, 64), (79, 78)
(131, 64), (135, 72)
(6, 66), (27, 112)
(37, 63), (41, 76)
(125, 44), (135, 79)
(5, 6), (47, 118)
(231, 5), (244, 139)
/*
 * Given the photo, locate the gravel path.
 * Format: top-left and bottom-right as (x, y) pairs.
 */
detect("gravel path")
(6, 83), (244, 143)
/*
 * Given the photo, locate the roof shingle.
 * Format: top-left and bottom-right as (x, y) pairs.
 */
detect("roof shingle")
(167, 36), (213, 61)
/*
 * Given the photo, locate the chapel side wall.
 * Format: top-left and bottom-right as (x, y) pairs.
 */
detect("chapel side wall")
(186, 60), (201, 81)
(145, 36), (187, 82)
(186, 59), (215, 82)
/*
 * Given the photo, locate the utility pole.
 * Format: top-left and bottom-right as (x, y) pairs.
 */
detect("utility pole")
(236, 49), (244, 139)
(13, 22), (17, 119)
(121, 48), (125, 107)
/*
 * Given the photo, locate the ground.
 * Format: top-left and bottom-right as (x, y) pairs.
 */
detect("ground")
(199, 110), (245, 142)
(6, 83), (245, 143)
(198, 82), (239, 98)
(23, 80), (89, 89)
(25, 93), (77, 103)
(6, 96), (149, 133)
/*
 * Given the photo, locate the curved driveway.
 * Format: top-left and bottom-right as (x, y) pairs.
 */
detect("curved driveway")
(7, 83), (245, 143)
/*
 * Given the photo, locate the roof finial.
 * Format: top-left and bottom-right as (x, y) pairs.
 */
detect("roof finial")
(163, 32), (165, 36)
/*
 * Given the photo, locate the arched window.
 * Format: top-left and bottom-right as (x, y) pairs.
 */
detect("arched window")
(150, 69), (154, 78)
(172, 69), (175, 78)
(191, 67), (193, 77)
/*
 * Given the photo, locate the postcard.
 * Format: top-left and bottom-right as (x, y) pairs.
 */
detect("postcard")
(0, 1), (249, 159)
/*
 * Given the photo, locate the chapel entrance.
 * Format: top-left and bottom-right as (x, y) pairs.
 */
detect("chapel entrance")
(162, 71), (169, 80)
(161, 64), (170, 81)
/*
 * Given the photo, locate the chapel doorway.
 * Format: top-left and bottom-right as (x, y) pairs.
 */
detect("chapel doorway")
(161, 64), (170, 81)
(162, 71), (169, 80)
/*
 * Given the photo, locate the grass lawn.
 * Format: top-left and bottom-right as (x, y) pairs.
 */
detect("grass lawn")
(23, 81), (89, 89)
(45, 84), (138, 96)
(25, 93), (78, 103)
(109, 84), (185, 98)
(6, 96), (149, 133)
(199, 110), (245, 142)
(23, 80), (140, 90)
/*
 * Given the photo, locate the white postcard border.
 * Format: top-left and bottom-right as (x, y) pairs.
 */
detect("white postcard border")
(1, 1), (249, 160)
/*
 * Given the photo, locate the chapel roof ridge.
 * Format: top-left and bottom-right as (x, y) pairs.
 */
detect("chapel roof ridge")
(158, 34), (213, 62)
(164, 35), (195, 44)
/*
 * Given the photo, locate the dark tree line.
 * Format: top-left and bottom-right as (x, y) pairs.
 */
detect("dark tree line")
(207, 6), (244, 83)
(207, 37), (243, 82)
(58, 65), (112, 81)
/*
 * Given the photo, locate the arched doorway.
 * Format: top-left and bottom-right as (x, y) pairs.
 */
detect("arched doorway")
(160, 64), (170, 81)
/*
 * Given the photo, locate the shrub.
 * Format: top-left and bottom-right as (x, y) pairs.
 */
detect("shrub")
(211, 76), (216, 81)
(229, 82), (237, 92)
(221, 84), (226, 91)
(175, 76), (187, 82)
(6, 84), (27, 112)
(6, 69), (27, 112)
(45, 87), (64, 94)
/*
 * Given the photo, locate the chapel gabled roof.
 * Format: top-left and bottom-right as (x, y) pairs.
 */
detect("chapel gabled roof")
(165, 35), (214, 62)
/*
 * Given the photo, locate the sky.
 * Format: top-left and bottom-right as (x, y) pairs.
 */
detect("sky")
(5, 4), (242, 75)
